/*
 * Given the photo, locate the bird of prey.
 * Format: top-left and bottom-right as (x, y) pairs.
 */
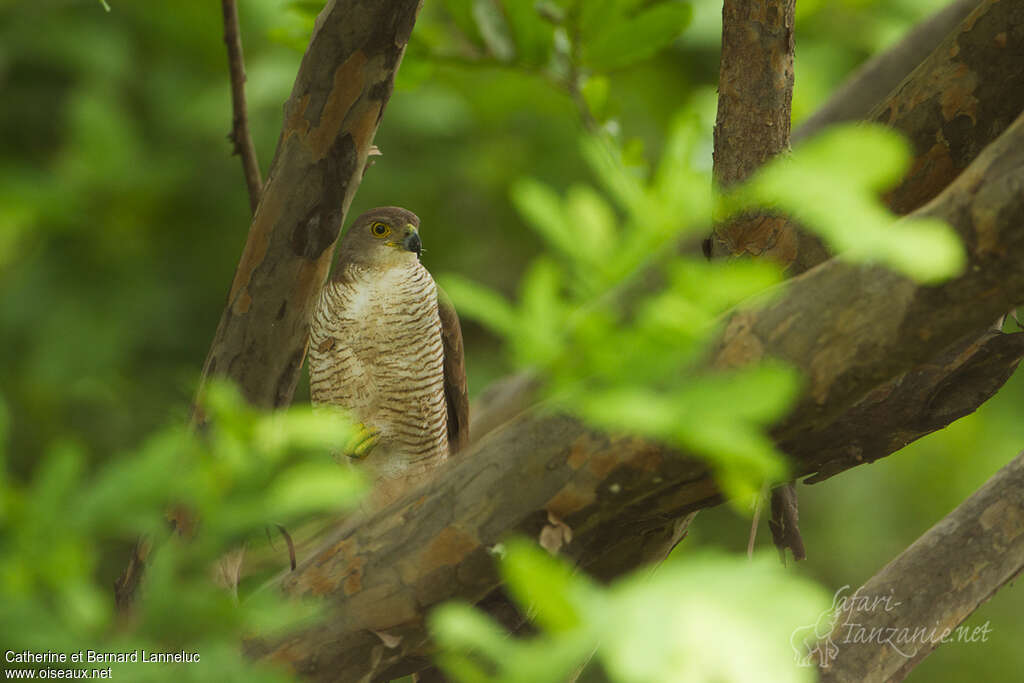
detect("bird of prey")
(308, 207), (468, 492)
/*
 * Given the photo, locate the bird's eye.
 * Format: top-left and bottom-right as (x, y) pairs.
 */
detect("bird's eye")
(370, 222), (391, 238)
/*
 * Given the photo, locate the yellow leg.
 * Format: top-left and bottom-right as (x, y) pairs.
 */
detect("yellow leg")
(345, 423), (380, 460)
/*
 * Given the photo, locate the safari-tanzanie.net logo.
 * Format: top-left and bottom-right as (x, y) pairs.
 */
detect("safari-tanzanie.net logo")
(791, 585), (993, 668)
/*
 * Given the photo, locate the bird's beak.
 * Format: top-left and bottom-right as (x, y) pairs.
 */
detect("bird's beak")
(402, 224), (422, 257)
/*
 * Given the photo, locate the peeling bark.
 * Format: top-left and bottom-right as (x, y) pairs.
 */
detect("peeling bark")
(794, 330), (1024, 483)
(873, 0), (1024, 217)
(196, 0), (424, 412)
(818, 452), (1024, 683)
(794, 0), (979, 144)
(711, 0), (818, 267)
(782, 0), (1024, 273)
(246, 109), (1024, 682)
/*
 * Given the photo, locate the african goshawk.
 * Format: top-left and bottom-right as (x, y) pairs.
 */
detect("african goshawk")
(308, 207), (468, 492)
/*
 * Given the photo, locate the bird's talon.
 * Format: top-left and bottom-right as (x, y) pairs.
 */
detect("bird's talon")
(347, 425), (380, 460)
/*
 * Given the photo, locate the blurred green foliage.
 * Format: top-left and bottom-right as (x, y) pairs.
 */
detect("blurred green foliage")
(2, 0), (1021, 681)
(431, 541), (829, 683)
(0, 381), (366, 681)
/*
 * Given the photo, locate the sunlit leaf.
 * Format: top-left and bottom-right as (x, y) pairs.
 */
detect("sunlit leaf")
(511, 178), (575, 258)
(583, 2), (692, 70)
(504, 0), (555, 65)
(266, 463), (367, 520)
(580, 75), (610, 121)
(500, 538), (599, 632)
(599, 553), (828, 683)
(442, 0), (484, 45)
(474, 0), (516, 61)
(439, 274), (520, 337)
(733, 124), (966, 283)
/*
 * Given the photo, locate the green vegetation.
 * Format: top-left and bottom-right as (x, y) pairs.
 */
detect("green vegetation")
(1, 1), (1020, 681)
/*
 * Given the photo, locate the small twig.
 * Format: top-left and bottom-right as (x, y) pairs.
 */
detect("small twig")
(768, 482), (806, 564)
(564, 26), (599, 134)
(276, 523), (297, 571)
(747, 484), (767, 560)
(114, 537), (149, 614)
(221, 0), (263, 215)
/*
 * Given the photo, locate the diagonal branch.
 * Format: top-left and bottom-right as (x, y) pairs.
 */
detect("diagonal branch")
(793, 0), (979, 144)
(818, 451), (1024, 682)
(246, 106), (1024, 683)
(221, 0), (263, 214)
(197, 0), (424, 413)
(872, 0), (1024, 217)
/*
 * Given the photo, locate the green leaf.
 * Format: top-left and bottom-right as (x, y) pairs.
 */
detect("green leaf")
(266, 462), (367, 520)
(511, 178), (575, 258)
(474, 0), (516, 61)
(580, 74), (610, 121)
(503, 0), (555, 66)
(500, 538), (598, 632)
(517, 258), (566, 366)
(733, 124), (966, 283)
(443, 0), (484, 45)
(565, 184), (617, 268)
(583, 2), (692, 70)
(580, 136), (649, 218)
(253, 406), (359, 459)
(73, 428), (192, 535)
(438, 274), (519, 337)
(600, 553), (829, 683)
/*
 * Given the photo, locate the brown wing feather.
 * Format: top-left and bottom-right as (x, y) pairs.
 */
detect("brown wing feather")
(437, 286), (469, 455)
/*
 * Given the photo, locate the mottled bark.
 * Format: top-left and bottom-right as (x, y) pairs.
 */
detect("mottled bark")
(793, 330), (1024, 483)
(713, 0), (796, 187)
(197, 0), (424, 412)
(247, 109), (1024, 682)
(732, 110), (1024, 439)
(711, 0), (807, 561)
(777, 0), (1024, 273)
(874, 0), (1024, 217)
(711, 0), (819, 267)
(818, 452), (1024, 683)
(793, 0), (979, 144)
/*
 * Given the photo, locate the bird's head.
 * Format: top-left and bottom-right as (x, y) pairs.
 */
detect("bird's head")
(336, 206), (422, 270)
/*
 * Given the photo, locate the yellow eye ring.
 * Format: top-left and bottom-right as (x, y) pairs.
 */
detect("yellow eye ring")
(370, 221), (391, 238)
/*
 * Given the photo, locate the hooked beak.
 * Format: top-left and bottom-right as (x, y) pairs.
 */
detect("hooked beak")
(402, 224), (422, 257)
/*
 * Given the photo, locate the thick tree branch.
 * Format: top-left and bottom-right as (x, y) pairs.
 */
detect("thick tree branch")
(817, 451), (1024, 682)
(793, 330), (1024, 483)
(221, 0), (263, 215)
(475, 0), (1024, 450)
(872, 0), (1024, 217)
(793, 0), (979, 144)
(711, 0), (806, 560)
(197, 0), (424, 412)
(713, 0), (795, 188)
(774, 0), (1024, 273)
(710, 1), (824, 268)
(247, 108), (1024, 682)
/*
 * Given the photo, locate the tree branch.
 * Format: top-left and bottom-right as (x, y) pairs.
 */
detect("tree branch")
(711, 0), (807, 560)
(792, 330), (1024, 483)
(709, 1), (819, 268)
(246, 107), (1024, 682)
(793, 0), (979, 144)
(221, 0), (263, 215)
(196, 0), (424, 412)
(818, 451), (1024, 682)
(872, 0), (1024, 217)
(713, 0), (795, 189)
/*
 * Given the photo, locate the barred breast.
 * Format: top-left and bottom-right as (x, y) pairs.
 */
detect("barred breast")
(309, 261), (449, 480)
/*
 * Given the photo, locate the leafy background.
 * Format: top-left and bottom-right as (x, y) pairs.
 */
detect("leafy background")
(1, 0), (1022, 680)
